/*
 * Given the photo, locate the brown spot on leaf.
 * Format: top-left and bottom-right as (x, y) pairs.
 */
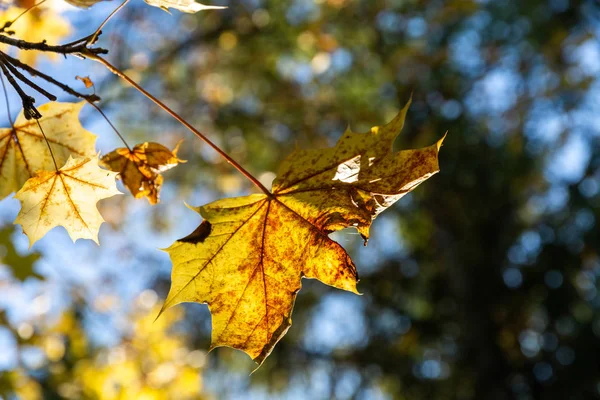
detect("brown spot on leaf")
(179, 220), (212, 244)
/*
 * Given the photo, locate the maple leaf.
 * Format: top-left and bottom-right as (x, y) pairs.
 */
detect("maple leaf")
(0, 102), (97, 201)
(63, 0), (109, 8)
(143, 0), (226, 13)
(14, 156), (121, 247)
(161, 101), (445, 366)
(0, 6), (71, 65)
(100, 141), (185, 205)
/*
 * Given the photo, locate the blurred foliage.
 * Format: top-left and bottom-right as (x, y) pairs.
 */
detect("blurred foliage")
(0, 226), (41, 282)
(0, 1), (71, 66)
(0, 292), (206, 399)
(1, 0), (600, 399)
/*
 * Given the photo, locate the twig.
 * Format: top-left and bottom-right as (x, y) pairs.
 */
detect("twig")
(0, 61), (40, 119)
(0, 51), (100, 102)
(89, 0), (130, 45)
(0, 53), (56, 101)
(0, 70), (14, 127)
(87, 53), (272, 196)
(86, 101), (131, 150)
(0, 32), (108, 56)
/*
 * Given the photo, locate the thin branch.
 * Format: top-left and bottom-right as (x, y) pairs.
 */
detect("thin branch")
(36, 119), (59, 171)
(0, 32), (108, 56)
(0, 71), (14, 127)
(0, 61), (40, 119)
(1, 51), (100, 102)
(89, 0), (130, 45)
(0, 53), (56, 101)
(86, 101), (131, 150)
(87, 53), (272, 196)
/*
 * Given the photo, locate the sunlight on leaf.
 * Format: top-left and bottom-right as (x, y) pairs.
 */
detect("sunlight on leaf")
(14, 155), (120, 247)
(63, 0), (110, 8)
(161, 100), (445, 367)
(0, 102), (97, 200)
(100, 140), (185, 205)
(143, 0), (226, 14)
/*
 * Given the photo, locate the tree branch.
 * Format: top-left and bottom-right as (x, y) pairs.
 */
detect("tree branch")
(0, 61), (40, 119)
(0, 32), (108, 56)
(88, 52), (273, 196)
(0, 52), (100, 102)
(0, 54), (56, 102)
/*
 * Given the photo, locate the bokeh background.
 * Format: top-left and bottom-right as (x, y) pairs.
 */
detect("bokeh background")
(1, 0), (600, 399)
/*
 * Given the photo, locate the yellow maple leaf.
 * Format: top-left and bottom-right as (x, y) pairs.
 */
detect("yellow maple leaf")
(0, 6), (71, 66)
(100, 141), (186, 205)
(14, 155), (121, 247)
(161, 100), (445, 366)
(0, 101), (97, 201)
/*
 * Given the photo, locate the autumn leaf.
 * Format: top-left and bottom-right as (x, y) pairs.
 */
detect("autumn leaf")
(161, 100), (445, 366)
(0, 102), (97, 200)
(63, 0), (109, 8)
(0, 6), (71, 65)
(100, 141), (185, 204)
(75, 75), (95, 88)
(143, 0), (226, 14)
(14, 156), (121, 247)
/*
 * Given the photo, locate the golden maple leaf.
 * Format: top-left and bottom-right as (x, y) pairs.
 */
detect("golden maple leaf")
(0, 6), (71, 66)
(0, 102), (97, 200)
(100, 141), (185, 205)
(14, 155), (121, 247)
(161, 100), (445, 366)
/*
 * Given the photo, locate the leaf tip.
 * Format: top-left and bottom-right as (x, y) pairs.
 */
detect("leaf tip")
(437, 131), (448, 152)
(154, 303), (167, 322)
(172, 139), (187, 163)
(183, 201), (202, 214)
(403, 92), (413, 111)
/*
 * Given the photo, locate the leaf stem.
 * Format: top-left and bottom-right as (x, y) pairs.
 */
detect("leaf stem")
(89, 0), (130, 45)
(36, 119), (59, 172)
(0, 70), (14, 127)
(87, 53), (272, 196)
(86, 101), (131, 151)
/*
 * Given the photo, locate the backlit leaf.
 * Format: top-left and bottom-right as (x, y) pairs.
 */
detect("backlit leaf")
(162, 100), (445, 366)
(100, 141), (185, 204)
(0, 102), (97, 200)
(143, 0), (226, 13)
(14, 156), (121, 247)
(63, 0), (109, 8)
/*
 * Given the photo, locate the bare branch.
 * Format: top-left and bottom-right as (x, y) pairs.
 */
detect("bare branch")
(0, 53), (56, 101)
(0, 52), (100, 102)
(0, 32), (108, 56)
(0, 61), (40, 119)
